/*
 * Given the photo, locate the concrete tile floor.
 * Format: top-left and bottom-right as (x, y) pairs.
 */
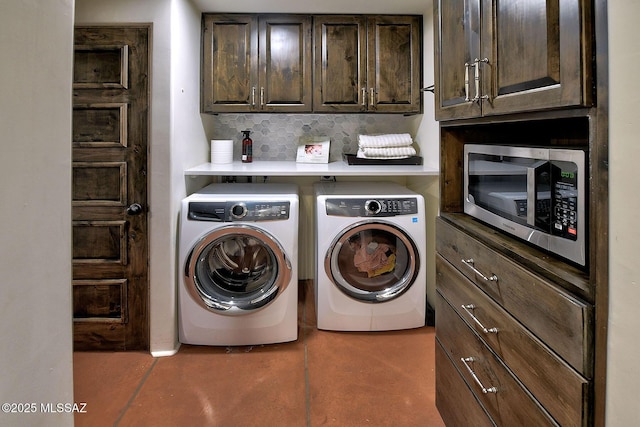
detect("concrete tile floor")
(74, 281), (445, 426)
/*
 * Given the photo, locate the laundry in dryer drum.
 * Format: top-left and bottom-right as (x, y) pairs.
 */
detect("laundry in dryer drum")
(349, 233), (397, 278)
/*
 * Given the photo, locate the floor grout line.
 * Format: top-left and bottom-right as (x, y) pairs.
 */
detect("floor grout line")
(112, 357), (159, 427)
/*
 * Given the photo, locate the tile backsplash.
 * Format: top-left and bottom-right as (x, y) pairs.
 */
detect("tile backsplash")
(209, 113), (416, 162)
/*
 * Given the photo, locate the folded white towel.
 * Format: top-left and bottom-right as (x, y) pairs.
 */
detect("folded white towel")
(358, 133), (413, 148)
(357, 146), (417, 159)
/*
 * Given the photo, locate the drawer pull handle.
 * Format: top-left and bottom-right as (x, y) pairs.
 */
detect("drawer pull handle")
(461, 258), (498, 282)
(462, 304), (499, 334)
(461, 357), (498, 394)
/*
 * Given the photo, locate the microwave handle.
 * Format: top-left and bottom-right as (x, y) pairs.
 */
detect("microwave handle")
(527, 160), (549, 227)
(527, 167), (536, 226)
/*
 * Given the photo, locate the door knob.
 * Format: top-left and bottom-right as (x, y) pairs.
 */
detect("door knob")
(126, 203), (143, 215)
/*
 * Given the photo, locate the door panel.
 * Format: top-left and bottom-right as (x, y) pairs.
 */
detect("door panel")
(482, 0), (591, 114)
(367, 15), (422, 113)
(259, 15), (312, 112)
(72, 103), (128, 148)
(72, 26), (149, 351)
(201, 14), (258, 113)
(434, 0), (481, 120)
(73, 44), (129, 88)
(313, 15), (367, 112)
(494, 0), (560, 94)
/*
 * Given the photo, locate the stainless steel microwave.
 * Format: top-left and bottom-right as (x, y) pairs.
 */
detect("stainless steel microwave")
(464, 144), (586, 266)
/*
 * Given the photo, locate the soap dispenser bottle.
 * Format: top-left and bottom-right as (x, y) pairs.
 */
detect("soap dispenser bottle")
(241, 130), (253, 163)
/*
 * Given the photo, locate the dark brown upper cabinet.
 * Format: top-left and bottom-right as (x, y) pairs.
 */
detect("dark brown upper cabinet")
(202, 14), (312, 113)
(314, 15), (422, 113)
(202, 14), (422, 114)
(434, 0), (592, 121)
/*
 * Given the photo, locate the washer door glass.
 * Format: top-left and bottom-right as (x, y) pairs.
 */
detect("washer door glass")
(325, 222), (419, 303)
(185, 226), (291, 314)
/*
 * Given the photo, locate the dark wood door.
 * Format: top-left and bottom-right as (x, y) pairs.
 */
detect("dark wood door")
(482, 0), (592, 115)
(434, 0), (482, 120)
(313, 15), (367, 112)
(72, 26), (150, 351)
(201, 14), (258, 113)
(259, 15), (312, 112)
(367, 15), (422, 113)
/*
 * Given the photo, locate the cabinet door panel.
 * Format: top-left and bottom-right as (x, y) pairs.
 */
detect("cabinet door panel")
(434, 0), (481, 120)
(259, 15), (312, 112)
(202, 14), (258, 113)
(482, 0), (591, 114)
(314, 15), (367, 112)
(368, 16), (422, 113)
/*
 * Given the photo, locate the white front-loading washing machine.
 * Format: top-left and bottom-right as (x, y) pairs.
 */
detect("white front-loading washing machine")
(179, 183), (299, 346)
(314, 181), (426, 331)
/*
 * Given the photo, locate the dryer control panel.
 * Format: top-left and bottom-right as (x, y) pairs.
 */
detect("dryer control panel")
(325, 198), (419, 217)
(188, 201), (290, 222)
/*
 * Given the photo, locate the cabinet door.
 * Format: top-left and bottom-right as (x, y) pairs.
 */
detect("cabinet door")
(313, 15), (367, 112)
(259, 15), (312, 112)
(434, 0), (482, 120)
(481, 0), (592, 115)
(367, 16), (422, 113)
(202, 14), (258, 113)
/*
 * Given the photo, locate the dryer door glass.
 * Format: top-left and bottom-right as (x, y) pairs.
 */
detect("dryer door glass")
(185, 227), (291, 314)
(326, 222), (419, 303)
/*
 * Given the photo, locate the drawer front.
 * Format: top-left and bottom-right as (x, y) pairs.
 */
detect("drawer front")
(436, 217), (593, 374)
(436, 294), (559, 426)
(437, 254), (589, 427)
(436, 340), (495, 427)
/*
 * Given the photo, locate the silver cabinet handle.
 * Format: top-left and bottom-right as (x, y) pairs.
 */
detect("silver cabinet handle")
(464, 62), (471, 101)
(473, 58), (481, 102)
(369, 88), (375, 107)
(260, 87), (265, 107)
(472, 58), (489, 103)
(362, 87), (367, 106)
(251, 86), (256, 106)
(461, 357), (498, 394)
(462, 304), (498, 334)
(461, 258), (498, 282)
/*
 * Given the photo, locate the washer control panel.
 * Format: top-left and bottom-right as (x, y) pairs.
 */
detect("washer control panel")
(325, 198), (419, 217)
(188, 201), (290, 222)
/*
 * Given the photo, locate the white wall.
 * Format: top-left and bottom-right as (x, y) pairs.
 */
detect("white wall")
(606, 1), (640, 425)
(169, 0), (212, 354)
(408, 0), (440, 309)
(0, 1), (74, 426)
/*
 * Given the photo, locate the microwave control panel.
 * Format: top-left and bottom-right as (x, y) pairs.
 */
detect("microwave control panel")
(551, 161), (579, 241)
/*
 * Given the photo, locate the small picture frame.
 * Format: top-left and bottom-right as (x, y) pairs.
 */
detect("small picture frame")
(296, 136), (331, 163)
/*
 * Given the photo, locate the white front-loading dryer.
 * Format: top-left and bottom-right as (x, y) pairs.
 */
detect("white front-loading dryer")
(314, 181), (426, 331)
(179, 183), (298, 346)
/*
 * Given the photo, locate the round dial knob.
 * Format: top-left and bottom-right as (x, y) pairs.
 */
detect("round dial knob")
(230, 203), (247, 219)
(365, 200), (381, 214)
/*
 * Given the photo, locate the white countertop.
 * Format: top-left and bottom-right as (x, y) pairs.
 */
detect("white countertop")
(185, 160), (439, 176)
